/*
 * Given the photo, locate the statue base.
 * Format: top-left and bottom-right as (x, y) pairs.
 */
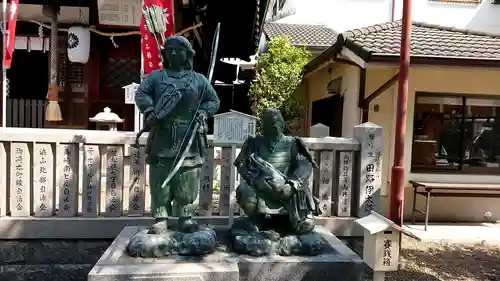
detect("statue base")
(229, 216), (331, 256)
(88, 226), (366, 281)
(126, 224), (218, 257)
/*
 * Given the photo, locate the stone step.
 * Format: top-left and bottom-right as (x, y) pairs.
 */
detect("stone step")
(0, 264), (92, 281)
(0, 240), (111, 265)
(0, 240), (110, 281)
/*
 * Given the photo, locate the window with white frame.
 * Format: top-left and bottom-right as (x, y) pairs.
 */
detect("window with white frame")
(412, 92), (500, 174)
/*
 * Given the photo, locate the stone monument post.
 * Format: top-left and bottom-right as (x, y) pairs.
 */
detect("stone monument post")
(310, 123), (330, 138)
(353, 122), (383, 217)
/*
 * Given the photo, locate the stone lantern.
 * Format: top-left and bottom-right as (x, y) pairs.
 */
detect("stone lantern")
(89, 107), (124, 131)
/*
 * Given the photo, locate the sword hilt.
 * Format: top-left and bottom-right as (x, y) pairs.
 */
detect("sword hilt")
(132, 127), (147, 148)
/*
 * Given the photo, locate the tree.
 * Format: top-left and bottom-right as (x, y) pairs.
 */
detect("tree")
(248, 35), (311, 131)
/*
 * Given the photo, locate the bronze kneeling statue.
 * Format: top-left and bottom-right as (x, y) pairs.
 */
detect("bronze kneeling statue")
(229, 108), (328, 257)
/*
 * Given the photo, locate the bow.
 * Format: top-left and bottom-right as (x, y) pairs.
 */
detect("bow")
(159, 22), (221, 191)
(207, 22), (220, 82)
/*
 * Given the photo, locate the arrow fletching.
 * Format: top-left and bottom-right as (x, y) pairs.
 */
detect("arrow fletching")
(142, 4), (168, 61)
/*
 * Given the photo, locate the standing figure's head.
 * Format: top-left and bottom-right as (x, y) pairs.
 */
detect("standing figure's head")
(162, 36), (195, 71)
(260, 108), (285, 139)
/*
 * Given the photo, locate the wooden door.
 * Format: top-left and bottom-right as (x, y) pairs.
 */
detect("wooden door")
(311, 95), (344, 137)
(89, 35), (141, 131)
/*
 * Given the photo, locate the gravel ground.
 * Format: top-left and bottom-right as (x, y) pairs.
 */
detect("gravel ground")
(382, 236), (500, 281)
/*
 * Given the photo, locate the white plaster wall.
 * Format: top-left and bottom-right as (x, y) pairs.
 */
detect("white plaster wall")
(341, 65), (362, 137)
(273, 0), (393, 32)
(393, 0), (500, 34)
(273, 0), (500, 34)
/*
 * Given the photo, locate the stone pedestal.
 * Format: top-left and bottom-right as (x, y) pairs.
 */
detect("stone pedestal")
(88, 226), (365, 281)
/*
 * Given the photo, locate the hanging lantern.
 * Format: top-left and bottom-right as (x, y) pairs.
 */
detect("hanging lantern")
(67, 26), (90, 63)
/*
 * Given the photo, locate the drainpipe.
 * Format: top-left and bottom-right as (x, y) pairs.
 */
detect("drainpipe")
(389, 0), (411, 226)
(358, 69), (367, 122)
(391, 0), (396, 21)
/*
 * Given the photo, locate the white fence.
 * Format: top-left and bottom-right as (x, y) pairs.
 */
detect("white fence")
(0, 122), (382, 239)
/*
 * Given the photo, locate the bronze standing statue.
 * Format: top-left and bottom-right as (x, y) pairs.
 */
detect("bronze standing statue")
(126, 25), (221, 258)
(135, 35), (220, 234)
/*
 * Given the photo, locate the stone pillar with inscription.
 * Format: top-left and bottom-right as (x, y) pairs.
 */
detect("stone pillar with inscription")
(106, 146), (124, 217)
(353, 122), (383, 217)
(10, 143), (30, 217)
(128, 146), (146, 216)
(337, 150), (354, 217)
(83, 145), (100, 217)
(59, 144), (78, 217)
(34, 144), (54, 217)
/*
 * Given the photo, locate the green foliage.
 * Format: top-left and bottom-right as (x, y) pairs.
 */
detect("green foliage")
(212, 166), (221, 195)
(249, 35), (311, 125)
(213, 178), (220, 195)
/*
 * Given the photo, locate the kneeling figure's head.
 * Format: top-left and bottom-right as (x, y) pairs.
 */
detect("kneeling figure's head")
(260, 108), (285, 138)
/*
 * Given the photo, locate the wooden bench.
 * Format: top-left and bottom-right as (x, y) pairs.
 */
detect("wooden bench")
(410, 180), (500, 231)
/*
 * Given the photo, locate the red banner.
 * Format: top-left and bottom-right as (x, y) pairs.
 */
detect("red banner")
(3, 0), (19, 69)
(140, 0), (175, 75)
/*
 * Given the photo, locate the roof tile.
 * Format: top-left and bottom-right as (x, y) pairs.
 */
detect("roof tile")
(429, 0), (481, 4)
(343, 21), (500, 60)
(263, 23), (338, 47)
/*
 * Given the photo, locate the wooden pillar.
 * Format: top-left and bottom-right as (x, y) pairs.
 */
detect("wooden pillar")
(0, 60), (3, 126)
(1, 0), (5, 127)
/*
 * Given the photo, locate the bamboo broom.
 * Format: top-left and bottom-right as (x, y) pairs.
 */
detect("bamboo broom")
(45, 5), (62, 122)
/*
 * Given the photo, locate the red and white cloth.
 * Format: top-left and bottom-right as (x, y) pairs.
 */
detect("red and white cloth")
(3, 0), (19, 69)
(140, 0), (175, 75)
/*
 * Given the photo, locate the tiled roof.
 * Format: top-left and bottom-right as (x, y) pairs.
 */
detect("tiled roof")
(428, 0), (481, 4)
(263, 23), (338, 47)
(342, 21), (500, 60)
(304, 21), (500, 73)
